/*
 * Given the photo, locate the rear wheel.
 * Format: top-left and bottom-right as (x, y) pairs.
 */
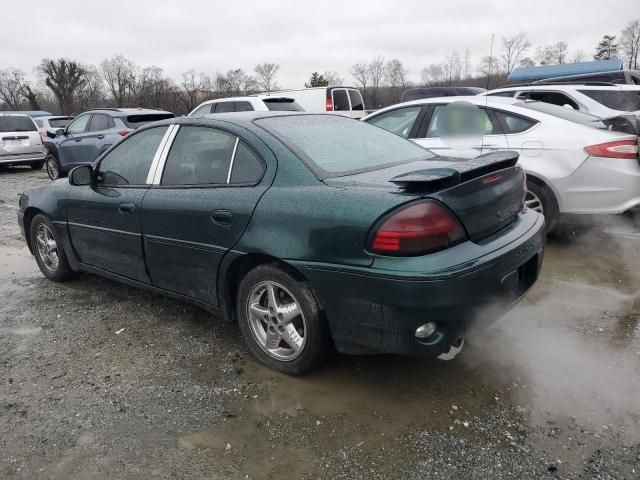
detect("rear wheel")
(237, 264), (331, 375)
(526, 178), (558, 234)
(30, 160), (44, 170)
(30, 214), (75, 281)
(46, 154), (61, 180)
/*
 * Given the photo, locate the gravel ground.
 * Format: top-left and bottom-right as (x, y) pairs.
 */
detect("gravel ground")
(1, 167), (639, 479)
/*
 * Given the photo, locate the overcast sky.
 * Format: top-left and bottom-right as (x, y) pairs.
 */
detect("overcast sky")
(1, 0), (637, 88)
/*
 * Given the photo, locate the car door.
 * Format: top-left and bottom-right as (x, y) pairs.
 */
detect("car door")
(365, 105), (426, 140)
(66, 125), (170, 283)
(58, 113), (92, 166)
(413, 104), (509, 158)
(141, 124), (271, 306)
(83, 113), (115, 162)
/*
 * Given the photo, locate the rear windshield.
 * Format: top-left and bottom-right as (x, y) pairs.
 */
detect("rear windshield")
(263, 98), (304, 112)
(515, 101), (601, 125)
(48, 117), (72, 128)
(257, 114), (432, 177)
(123, 113), (175, 128)
(0, 115), (37, 132)
(577, 89), (640, 111)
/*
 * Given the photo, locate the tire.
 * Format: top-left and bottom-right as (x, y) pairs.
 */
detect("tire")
(45, 153), (61, 180)
(30, 160), (45, 170)
(525, 178), (559, 234)
(236, 263), (331, 375)
(30, 214), (75, 282)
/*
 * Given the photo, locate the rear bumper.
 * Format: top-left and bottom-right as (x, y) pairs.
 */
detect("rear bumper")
(291, 209), (545, 355)
(0, 153), (46, 165)
(554, 156), (640, 214)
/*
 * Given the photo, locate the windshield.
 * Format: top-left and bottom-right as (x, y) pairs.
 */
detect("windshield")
(257, 114), (433, 177)
(515, 101), (601, 125)
(577, 89), (640, 112)
(0, 115), (37, 132)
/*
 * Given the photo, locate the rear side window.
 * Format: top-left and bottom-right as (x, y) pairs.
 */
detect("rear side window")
(0, 115), (37, 132)
(191, 104), (213, 116)
(235, 101), (254, 112)
(258, 115), (432, 176)
(97, 126), (168, 185)
(577, 89), (640, 111)
(367, 106), (422, 138)
(88, 114), (114, 132)
(263, 98), (304, 111)
(123, 113), (174, 129)
(348, 90), (364, 110)
(214, 102), (235, 113)
(230, 142), (264, 183)
(493, 111), (537, 133)
(518, 91), (579, 110)
(161, 126), (236, 185)
(332, 89), (350, 111)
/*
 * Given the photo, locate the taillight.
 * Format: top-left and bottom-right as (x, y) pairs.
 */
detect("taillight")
(584, 140), (638, 159)
(118, 130), (130, 137)
(368, 200), (467, 256)
(325, 98), (334, 111)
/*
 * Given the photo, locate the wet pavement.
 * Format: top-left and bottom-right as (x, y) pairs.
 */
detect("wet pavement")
(1, 167), (639, 479)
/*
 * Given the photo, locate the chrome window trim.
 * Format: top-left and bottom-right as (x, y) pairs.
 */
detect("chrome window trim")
(226, 137), (240, 184)
(151, 124), (180, 185)
(145, 125), (175, 184)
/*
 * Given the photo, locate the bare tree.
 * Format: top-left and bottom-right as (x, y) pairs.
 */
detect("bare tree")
(385, 59), (408, 102)
(620, 19), (640, 69)
(572, 50), (587, 63)
(0, 68), (27, 110)
(349, 61), (370, 102)
(368, 56), (385, 107)
(180, 69), (210, 111)
(100, 55), (137, 107)
(21, 85), (40, 110)
(555, 41), (569, 64)
(500, 32), (531, 74)
(421, 64), (445, 86)
(478, 55), (499, 76)
(519, 57), (536, 68)
(77, 66), (105, 110)
(446, 51), (462, 83)
(323, 71), (344, 87)
(38, 58), (88, 114)
(463, 48), (472, 79)
(254, 62), (280, 92)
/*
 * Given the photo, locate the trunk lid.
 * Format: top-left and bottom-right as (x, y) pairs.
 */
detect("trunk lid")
(324, 151), (526, 242)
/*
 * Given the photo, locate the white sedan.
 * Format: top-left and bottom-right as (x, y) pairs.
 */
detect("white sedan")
(363, 96), (640, 232)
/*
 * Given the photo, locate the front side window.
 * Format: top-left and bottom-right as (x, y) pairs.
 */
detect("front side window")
(161, 126), (236, 185)
(332, 89), (350, 111)
(191, 104), (213, 116)
(258, 114), (432, 176)
(425, 105), (500, 138)
(367, 106), (422, 139)
(66, 114), (91, 134)
(97, 126), (168, 185)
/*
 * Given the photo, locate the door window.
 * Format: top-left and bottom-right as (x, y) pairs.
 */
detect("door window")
(493, 110), (537, 133)
(367, 106), (422, 138)
(97, 126), (168, 185)
(424, 105), (501, 138)
(214, 102), (235, 113)
(348, 90), (364, 110)
(66, 114), (91, 134)
(229, 142), (264, 184)
(332, 89), (350, 111)
(88, 114), (114, 132)
(235, 101), (254, 112)
(161, 126), (237, 185)
(191, 104), (213, 116)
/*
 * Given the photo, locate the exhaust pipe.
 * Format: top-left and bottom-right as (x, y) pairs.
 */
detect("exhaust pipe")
(437, 337), (465, 361)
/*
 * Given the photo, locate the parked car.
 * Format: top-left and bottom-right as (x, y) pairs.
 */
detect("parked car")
(189, 95), (303, 116)
(0, 114), (47, 170)
(363, 96), (640, 232)
(44, 108), (174, 180)
(401, 86), (486, 102)
(33, 115), (74, 140)
(264, 87), (366, 118)
(18, 112), (544, 374)
(483, 84), (640, 119)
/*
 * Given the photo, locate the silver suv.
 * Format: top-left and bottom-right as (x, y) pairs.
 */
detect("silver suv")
(0, 114), (46, 170)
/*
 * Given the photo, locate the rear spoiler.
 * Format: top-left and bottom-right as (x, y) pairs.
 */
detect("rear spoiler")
(389, 151), (519, 193)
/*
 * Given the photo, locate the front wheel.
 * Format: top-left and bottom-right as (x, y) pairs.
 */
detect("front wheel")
(525, 179), (559, 234)
(30, 214), (75, 282)
(46, 154), (61, 180)
(236, 264), (331, 375)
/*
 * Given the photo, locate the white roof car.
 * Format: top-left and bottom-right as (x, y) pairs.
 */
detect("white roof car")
(363, 96), (640, 232)
(266, 87), (366, 119)
(0, 114), (47, 169)
(188, 95), (304, 116)
(482, 84), (640, 119)
(32, 115), (74, 139)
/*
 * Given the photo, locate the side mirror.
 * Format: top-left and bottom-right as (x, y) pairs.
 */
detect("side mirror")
(69, 165), (93, 186)
(55, 128), (65, 136)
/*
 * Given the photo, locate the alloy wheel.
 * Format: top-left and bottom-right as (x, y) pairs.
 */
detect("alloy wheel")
(525, 190), (544, 214)
(35, 224), (59, 273)
(246, 280), (307, 361)
(46, 157), (59, 180)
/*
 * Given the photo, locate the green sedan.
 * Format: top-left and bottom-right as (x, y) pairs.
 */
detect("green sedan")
(17, 113), (545, 374)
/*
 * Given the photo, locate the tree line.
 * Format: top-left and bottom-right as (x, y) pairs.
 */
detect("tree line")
(0, 19), (638, 115)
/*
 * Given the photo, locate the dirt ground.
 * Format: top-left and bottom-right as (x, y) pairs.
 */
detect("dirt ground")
(1, 167), (639, 479)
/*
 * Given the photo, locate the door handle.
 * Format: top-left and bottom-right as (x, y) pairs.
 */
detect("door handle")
(210, 209), (232, 225)
(97, 135), (105, 139)
(118, 202), (136, 214)
(74, 138), (82, 142)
